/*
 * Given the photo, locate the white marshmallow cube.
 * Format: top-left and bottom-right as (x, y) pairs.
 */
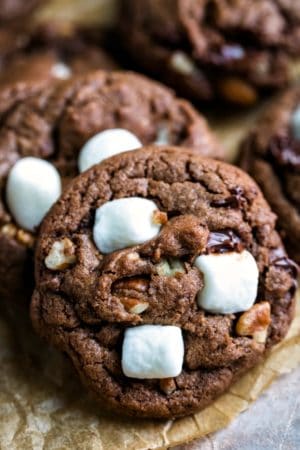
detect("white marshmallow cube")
(194, 250), (259, 314)
(93, 197), (162, 254)
(122, 325), (184, 379)
(155, 124), (170, 145)
(170, 51), (197, 75)
(78, 128), (142, 172)
(6, 157), (61, 232)
(291, 105), (300, 141)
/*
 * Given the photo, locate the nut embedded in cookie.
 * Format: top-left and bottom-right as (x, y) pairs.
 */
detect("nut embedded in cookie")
(236, 302), (271, 344)
(45, 238), (76, 271)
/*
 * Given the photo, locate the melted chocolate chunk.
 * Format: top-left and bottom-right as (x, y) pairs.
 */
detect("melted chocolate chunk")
(270, 247), (299, 279)
(268, 136), (300, 172)
(206, 230), (244, 254)
(211, 187), (244, 209)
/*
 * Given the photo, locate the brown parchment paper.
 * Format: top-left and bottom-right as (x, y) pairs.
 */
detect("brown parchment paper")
(0, 1), (299, 449)
(0, 293), (299, 450)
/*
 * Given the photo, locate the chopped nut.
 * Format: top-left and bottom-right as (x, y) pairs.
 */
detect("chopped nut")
(1, 223), (17, 238)
(16, 229), (35, 247)
(236, 302), (271, 343)
(114, 277), (148, 293)
(252, 329), (269, 344)
(153, 248), (161, 262)
(120, 297), (149, 314)
(159, 378), (176, 395)
(156, 258), (185, 277)
(126, 252), (139, 262)
(45, 238), (76, 270)
(218, 77), (258, 105)
(152, 210), (168, 226)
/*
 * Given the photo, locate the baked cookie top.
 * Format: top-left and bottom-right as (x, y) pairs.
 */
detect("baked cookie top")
(0, 24), (117, 87)
(31, 146), (296, 419)
(120, 0), (300, 105)
(240, 87), (300, 263)
(0, 70), (223, 313)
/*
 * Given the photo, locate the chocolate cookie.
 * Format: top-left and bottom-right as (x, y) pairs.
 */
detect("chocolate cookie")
(31, 146), (297, 419)
(240, 87), (300, 264)
(120, 0), (300, 106)
(0, 70), (223, 319)
(0, 24), (117, 87)
(0, 0), (41, 22)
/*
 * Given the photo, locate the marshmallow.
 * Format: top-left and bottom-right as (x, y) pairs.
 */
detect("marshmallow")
(6, 157), (61, 232)
(93, 197), (163, 254)
(155, 125), (170, 145)
(51, 62), (72, 80)
(170, 51), (197, 75)
(195, 250), (259, 314)
(122, 325), (184, 379)
(291, 105), (300, 141)
(78, 128), (142, 172)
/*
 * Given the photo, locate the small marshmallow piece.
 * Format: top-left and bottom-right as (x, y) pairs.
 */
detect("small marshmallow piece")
(122, 325), (184, 379)
(78, 128), (142, 172)
(51, 62), (72, 80)
(170, 51), (197, 75)
(6, 157), (61, 232)
(155, 124), (170, 145)
(195, 250), (259, 314)
(93, 197), (162, 254)
(291, 105), (300, 140)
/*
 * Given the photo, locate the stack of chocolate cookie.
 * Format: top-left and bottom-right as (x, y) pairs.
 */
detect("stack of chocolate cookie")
(0, 0), (298, 422)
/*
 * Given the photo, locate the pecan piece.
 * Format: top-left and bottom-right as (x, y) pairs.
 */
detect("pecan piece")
(236, 302), (271, 343)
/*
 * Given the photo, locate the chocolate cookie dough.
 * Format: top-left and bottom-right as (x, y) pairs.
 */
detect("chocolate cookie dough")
(120, 0), (300, 106)
(0, 24), (117, 87)
(31, 146), (297, 419)
(0, 70), (223, 319)
(240, 87), (300, 264)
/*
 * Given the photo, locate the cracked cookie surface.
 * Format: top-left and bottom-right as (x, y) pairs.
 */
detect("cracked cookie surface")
(0, 71), (223, 317)
(31, 146), (296, 418)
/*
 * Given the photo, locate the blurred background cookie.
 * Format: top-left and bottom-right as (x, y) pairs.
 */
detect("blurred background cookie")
(0, 23), (118, 86)
(119, 0), (300, 106)
(239, 87), (300, 264)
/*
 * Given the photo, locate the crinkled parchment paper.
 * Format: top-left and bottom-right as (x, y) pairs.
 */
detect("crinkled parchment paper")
(0, 1), (299, 449)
